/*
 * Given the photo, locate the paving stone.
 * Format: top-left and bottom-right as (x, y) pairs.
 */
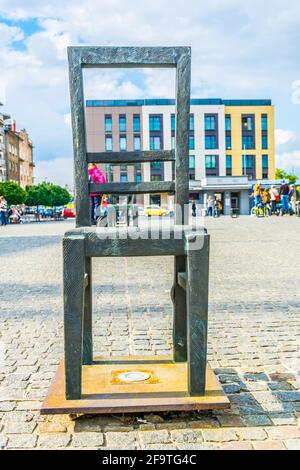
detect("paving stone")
(222, 441), (253, 450)
(217, 415), (245, 427)
(241, 415), (272, 427)
(4, 421), (36, 434)
(37, 420), (68, 433)
(253, 440), (286, 450)
(274, 391), (300, 402)
(38, 434), (71, 448)
(71, 432), (104, 448)
(236, 427), (267, 440)
(139, 430), (170, 446)
(269, 413), (297, 426)
(170, 430), (203, 444)
(202, 429), (238, 442)
(105, 432), (136, 450)
(266, 426), (300, 440)
(0, 402), (16, 412)
(6, 434), (37, 449)
(283, 439), (300, 450)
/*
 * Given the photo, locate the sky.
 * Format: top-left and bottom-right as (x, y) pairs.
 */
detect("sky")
(1, 0), (300, 186)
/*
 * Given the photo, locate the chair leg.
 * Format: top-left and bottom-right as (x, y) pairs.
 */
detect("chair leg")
(83, 257), (93, 365)
(172, 255), (187, 362)
(63, 235), (85, 399)
(186, 233), (210, 396)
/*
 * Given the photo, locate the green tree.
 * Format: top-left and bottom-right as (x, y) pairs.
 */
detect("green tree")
(0, 181), (26, 205)
(275, 168), (298, 184)
(49, 185), (71, 207)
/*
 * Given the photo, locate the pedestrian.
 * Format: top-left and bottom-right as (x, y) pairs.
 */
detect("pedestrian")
(269, 185), (279, 214)
(289, 184), (297, 214)
(10, 206), (21, 224)
(280, 180), (290, 214)
(192, 199), (196, 217)
(253, 183), (262, 208)
(88, 163), (106, 224)
(261, 187), (271, 216)
(207, 195), (214, 217)
(0, 195), (8, 226)
(214, 196), (221, 217)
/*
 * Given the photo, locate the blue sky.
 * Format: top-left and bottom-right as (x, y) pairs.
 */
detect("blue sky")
(0, 0), (300, 185)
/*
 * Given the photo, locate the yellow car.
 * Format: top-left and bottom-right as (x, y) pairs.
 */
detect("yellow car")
(144, 205), (169, 217)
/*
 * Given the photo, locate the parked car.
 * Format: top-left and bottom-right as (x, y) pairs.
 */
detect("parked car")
(144, 205), (169, 217)
(62, 207), (75, 219)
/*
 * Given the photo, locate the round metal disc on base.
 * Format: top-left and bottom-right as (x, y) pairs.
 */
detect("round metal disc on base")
(117, 371), (151, 383)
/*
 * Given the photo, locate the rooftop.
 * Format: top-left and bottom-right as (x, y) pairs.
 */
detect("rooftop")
(86, 98), (272, 107)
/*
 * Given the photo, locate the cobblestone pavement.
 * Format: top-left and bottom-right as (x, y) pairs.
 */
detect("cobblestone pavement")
(0, 217), (300, 450)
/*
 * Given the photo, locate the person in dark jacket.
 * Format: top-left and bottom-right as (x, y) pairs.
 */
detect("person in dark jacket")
(280, 180), (290, 214)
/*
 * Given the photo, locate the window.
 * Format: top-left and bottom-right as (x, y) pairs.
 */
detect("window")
(242, 135), (254, 149)
(189, 114), (194, 131)
(105, 115), (112, 132)
(171, 114), (175, 132)
(261, 115), (268, 131)
(205, 155), (217, 169)
(119, 115), (126, 132)
(226, 135), (232, 150)
(120, 174), (128, 182)
(242, 116), (253, 131)
(150, 136), (161, 150)
(226, 155), (232, 176)
(205, 115), (216, 131)
(149, 116), (161, 131)
(262, 134), (268, 149)
(262, 155), (268, 179)
(135, 173), (142, 182)
(242, 155), (254, 169)
(134, 135), (141, 151)
(120, 135), (127, 151)
(189, 135), (195, 150)
(225, 115), (231, 131)
(151, 174), (161, 181)
(189, 155), (195, 169)
(205, 135), (217, 149)
(133, 115), (140, 132)
(151, 162), (161, 170)
(171, 136), (175, 150)
(105, 135), (113, 151)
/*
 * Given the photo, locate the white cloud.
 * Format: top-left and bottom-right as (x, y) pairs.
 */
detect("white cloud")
(275, 129), (296, 146)
(35, 157), (73, 186)
(276, 150), (300, 175)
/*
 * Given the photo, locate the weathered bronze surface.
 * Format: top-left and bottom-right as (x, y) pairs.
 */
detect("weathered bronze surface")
(55, 45), (216, 409)
(41, 357), (230, 415)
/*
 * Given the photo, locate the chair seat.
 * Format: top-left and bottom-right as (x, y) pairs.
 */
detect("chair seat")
(64, 225), (207, 258)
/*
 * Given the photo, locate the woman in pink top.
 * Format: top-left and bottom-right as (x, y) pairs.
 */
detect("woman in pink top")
(88, 163), (106, 224)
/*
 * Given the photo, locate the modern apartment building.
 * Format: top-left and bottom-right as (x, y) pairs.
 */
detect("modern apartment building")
(85, 98), (275, 215)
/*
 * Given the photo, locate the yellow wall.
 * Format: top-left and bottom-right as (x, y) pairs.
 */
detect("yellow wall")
(225, 105), (275, 180)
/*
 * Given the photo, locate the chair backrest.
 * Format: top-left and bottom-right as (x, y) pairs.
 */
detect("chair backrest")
(67, 46), (191, 227)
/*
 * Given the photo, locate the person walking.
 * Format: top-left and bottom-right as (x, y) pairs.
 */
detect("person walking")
(269, 185), (279, 214)
(289, 184), (297, 214)
(207, 195), (214, 217)
(253, 183), (262, 208)
(261, 187), (271, 216)
(192, 199), (196, 217)
(88, 163), (106, 224)
(280, 180), (290, 215)
(0, 195), (7, 226)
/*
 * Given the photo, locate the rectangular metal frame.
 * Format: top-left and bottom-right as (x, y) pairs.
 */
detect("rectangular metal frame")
(67, 46), (191, 227)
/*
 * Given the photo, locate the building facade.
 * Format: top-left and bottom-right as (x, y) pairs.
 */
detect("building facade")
(18, 129), (34, 188)
(0, 104), (9, 182)
(85, 98), (275, 214)
(3, 121), (34, 187)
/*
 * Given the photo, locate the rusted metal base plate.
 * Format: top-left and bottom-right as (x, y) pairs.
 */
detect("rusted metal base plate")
(41, 356), (230, 415)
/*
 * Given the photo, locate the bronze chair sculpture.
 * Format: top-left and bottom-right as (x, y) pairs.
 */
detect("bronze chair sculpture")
(42, 46), (229, 414)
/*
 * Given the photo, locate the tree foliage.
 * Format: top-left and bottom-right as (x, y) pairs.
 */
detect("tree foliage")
(25, 182), (71, 207)
(275, 168), (298, 184)
(0, 181), (26, 205)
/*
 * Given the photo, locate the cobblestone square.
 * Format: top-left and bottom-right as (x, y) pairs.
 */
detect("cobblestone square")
(0, 217), (300, 450)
